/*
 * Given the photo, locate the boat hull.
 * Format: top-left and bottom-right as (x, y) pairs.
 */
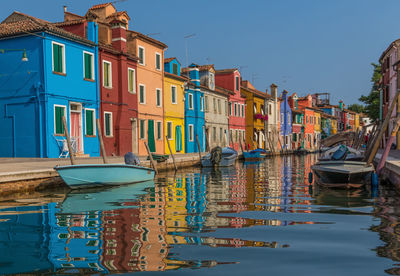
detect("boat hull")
(243, 151), (264, 160)
(55, 164), (155, 189)
(311, 161), (374, 188)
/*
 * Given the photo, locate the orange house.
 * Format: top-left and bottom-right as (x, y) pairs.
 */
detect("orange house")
(303, 107), (315, 150)
(127, 31), (167, 155)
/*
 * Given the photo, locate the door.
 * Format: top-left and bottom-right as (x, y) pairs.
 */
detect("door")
(131, 119), (138, 154)
(70, 103), (82, 153)
(175, 125), (182, 152)
(148, 120), (155, 152)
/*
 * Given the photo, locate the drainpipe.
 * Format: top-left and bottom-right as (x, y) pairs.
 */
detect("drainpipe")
(94, 23), (100, 156)
(379, 87), (383, 121)
(41, 33), (49, 157)
(35, 83), (43, 157)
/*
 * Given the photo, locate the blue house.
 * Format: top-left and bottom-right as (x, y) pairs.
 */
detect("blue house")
(0, 12), (100, 158)
(182, 64), (205, 153)
(280, 90), (292, 150)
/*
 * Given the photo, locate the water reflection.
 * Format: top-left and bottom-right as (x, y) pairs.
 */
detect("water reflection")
(0, 154), (398, 275)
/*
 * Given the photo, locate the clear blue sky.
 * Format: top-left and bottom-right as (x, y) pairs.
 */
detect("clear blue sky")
(1, 0), (399, 105)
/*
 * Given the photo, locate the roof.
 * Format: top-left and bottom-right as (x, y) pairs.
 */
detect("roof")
(127, 30), (167, 49)
(89, 2), (114, 10)
(241, 85), (270, 99)
(380, 38), (400, 62)
(215, 85), (234, 95)
(197, 64), (214, 71)
(164, 57), (181, 65)
(0, 11), (95, 46)
(164, 71), (189, 82)
(53, 18), (85, 27)
(106, 11), (130, 21)
(215, 68), (238, 74)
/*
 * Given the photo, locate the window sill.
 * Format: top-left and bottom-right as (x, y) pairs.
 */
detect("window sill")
(139, 102), (146, 105)
(84, 78), (95, 82)
(54, 133), (65, 137)
(156, 105), (162, 108)
(85, 135), (96, 138)
(103, 86), (113, 90)
(105, 135), (113, 138)
(53, 71), (66, 76)
(128, 91), (136, 94)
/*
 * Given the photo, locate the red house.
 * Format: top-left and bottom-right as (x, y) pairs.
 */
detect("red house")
(215, 69), (246, 151)
(57, 5), (139, 156)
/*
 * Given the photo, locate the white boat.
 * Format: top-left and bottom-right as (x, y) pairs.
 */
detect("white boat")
(201, 147), (238, 167)
(311, 161), (374, 188)
(54, 164), (155, 189)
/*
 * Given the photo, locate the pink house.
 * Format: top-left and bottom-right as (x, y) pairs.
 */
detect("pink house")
(215, 69), (246, 151)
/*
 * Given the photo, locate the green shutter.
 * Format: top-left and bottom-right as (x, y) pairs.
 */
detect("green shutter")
(86, 110), (93, 135)
(103, 63), (109, 87)
(105, 113), (111, 136)
(84, 53), (92, 79)
(140, 120), (145, 139)
(148, 120), (155, 152)
(128, 70), (133, 92)
(176, 126), (182, 152)
(156, 55), (160, 69)
(55, 106), (64, 134)
(53, 44), (63, 73)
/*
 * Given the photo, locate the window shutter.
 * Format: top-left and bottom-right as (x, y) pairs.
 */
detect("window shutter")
(86, 110), (93, 135)
(85, 54), (92, 79)
(55, 106), (64, 134)
(105, 113), (110, 136)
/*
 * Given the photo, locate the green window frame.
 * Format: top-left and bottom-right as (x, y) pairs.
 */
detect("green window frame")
(140, 120), (146, 139)
(139, 85), (145, 104)
(103, 61), (111, 88)
(104, 112), (112, 137)
(188, 124), (194, 141)
(85, 109), (95, 136)
(54, 105), (65, 135)
(235, 76), (239, 91)
(156, 89), (162, 107)
(155, 53), (161, 70)
(128, 68), (136, 93)
(157, 121), (162, 140)
(84, 52), (93, 80)
(52, 42), (64, 74)
(172, 63), (178, 75)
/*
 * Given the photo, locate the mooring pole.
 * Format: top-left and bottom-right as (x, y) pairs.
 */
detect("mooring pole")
(62, 116), (76, 165)
(144, 142), (158, 174)
(166, 136), (177, 171)
(96, 119), (108, 164)
(377, 117), (400, 175)
(196, 134), (202, 162)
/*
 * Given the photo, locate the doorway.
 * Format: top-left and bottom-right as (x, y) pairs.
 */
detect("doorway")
(69, 103), (82, 153)
(131, 118), (138, 154)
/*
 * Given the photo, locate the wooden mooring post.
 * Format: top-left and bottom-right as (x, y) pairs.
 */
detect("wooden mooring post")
(144, 142), (158, 174)
(96, 119), (108, 164)
(166, 136), (177, 171)
(62, 116), (76, 165)
(377, 117), (400, 175)
(196, 134), (202, 162)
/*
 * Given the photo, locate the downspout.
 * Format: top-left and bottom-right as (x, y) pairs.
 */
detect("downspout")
(94, 23), (100, 156)
(4, 105), (16, 157)
(41, 32), (49, 157)
(35, 83), (43, 157)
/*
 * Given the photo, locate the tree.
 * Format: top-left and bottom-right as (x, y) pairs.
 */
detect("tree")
(359, 63), (381, 121)
(347, 103), (365, 113)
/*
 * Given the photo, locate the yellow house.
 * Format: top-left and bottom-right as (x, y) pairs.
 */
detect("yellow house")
(313, 109), (322, 149)
(355, 113), (360, 131)
(241, 80), (268, 149)
(331, 118), (338, 135)
(164, 58), (187, 154)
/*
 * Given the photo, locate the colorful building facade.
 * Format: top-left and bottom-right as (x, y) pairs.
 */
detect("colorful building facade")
(280, 90), (292, 150)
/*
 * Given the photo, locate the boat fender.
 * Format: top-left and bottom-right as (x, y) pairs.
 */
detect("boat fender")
(371, 172), (379, 187)
(308, 172), (313, 184)
(124, 152), (140, 165)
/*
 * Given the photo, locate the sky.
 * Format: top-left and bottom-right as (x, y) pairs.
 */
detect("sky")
(1, 0), (399, 105)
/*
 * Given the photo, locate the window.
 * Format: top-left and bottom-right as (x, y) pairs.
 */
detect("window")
(209, 72), (215, 89)
(104, 112), (113, 137)
(156, 89), (162, 107)
(269, 104), (272, 115)
(54, 105), (66, 135)
(172, 63), (178, 75)
(241, 104), (244, 117)
(52, 42), (65, 74)
(103, 61), (112, 88)
(235, 76), (240, 91)
(83, 52), (94, 80)
(229, 102), (232, 116)
(155, 52), (161, 70)
(213, 127), (216, 142)
(218, 99), (221, 114)
(167, 122), (173, 140)
(188, 93), (193, 110)
(213, 98), (217, 112)
(219, 127), (223, 142)
(261, 105), (264, 115)
(140, 120), (146, 139)
(138, 46), (145, 65)
(200, 96), (204, 111)
(189, 124), (194, 141)
(171, 86), (177, 104)
(85, 109), (95, 136)
(254, 103), (257, 113)
(139, 84), (146, 104)
(225, 101), (228, 116)
(205, 96), (209, 112)
(234, 103), (237, 116)
(157, 121), (162, 140)
(128, 68), (136, 93)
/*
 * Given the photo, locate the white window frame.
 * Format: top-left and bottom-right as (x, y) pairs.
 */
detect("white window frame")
(188, 93), (194, 110)
(83, 51), (94, 80)
(167, 121), (173, 140)
(156, 88), (162, 107)
(138, 46), (145, 65)
(171, 85), (177, 104)
(234, 103), (237, 116)
(205, 95), (209, 112)
(102, 60), (112, 88)
(84, 108), (96, 136)
(155, 52), (161, 70)
(104, 111), (113, 137)
(128, 67), (136, 93)
(200, 96), (204, 111)
(157, 121), (162, 140)
(54, 104), (66, 135)
(52, 41), (66, 74)
(189, 124), (194, 141)
(139, 84), (146, 104)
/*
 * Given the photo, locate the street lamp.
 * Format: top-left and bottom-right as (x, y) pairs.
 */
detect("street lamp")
(0, 48), (28, 62)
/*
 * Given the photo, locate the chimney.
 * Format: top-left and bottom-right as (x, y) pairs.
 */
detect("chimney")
(63, 5), (67, 12)
(270, 83), (277, 101)
(188, 65), (200, 86)
(111, 20), (127, 52)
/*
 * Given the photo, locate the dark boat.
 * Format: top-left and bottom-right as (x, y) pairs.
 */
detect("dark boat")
(311, 161), (374, 188)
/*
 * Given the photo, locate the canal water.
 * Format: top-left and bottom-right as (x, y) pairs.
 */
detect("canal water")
(0, 155), (399, 275)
